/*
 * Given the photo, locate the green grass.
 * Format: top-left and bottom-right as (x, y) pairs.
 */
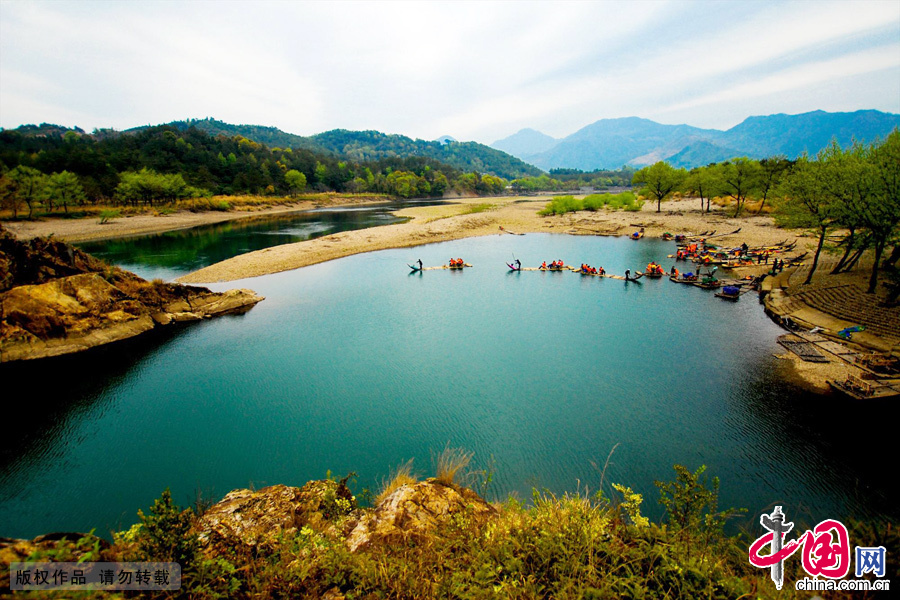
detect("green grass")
(539, 192), (642, 216)
(462, 202), (495, 214)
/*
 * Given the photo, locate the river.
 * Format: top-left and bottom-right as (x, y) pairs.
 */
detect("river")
(1, 229), (895, 539)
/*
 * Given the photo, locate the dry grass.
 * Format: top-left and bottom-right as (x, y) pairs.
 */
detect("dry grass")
(433, 445), (474, 486)
(375, 459), (417, 505)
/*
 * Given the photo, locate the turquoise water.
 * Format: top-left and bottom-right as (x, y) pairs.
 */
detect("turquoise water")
(76, 200), (443, 281)
(1, 234), (895, 539)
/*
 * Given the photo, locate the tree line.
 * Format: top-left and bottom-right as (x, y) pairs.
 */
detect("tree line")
(509, 167), (636, 193)
(630, 130), (900, 295)
(0, 126), (513, 215)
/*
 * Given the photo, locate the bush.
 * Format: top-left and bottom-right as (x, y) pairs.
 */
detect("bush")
(538, 195), (582, 215)
(539, 192), (639, 215)
(135, 488), (199, 565)
(98, 208), (120, 224)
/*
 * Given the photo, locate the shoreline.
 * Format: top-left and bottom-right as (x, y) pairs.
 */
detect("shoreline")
(7, 195), (897, 393)
(175, 195), (805, 283)
(1, 195), (399, 244)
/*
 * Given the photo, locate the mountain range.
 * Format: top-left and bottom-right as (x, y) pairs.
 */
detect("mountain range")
(9, 110), (898, 178)
(128, 119), (542, 180)
(491, 110), (900, 171)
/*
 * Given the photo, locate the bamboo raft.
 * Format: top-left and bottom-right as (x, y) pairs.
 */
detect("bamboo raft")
(410, 263), (473, 271)
(778, 334), (830, 362)
(828, 376), (900, 400)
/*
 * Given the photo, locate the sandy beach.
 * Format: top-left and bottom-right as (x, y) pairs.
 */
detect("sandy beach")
(164, 195), (810, 284)
(1, 201), (323, 243)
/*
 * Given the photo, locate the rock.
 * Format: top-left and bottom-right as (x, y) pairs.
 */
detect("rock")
(346, 479), (496, 552)
(151, 311), (174, 326)
(0, 228), (264, 362)
(193, 480), (354, 554)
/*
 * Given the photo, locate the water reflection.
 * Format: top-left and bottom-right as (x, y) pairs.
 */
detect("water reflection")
(77, 199), (445, 281)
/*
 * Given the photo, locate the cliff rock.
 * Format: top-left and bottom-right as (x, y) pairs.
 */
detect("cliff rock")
(0, 226), (263, 362)
(193, 480), (355, 554)
(346, 479), (496, 552)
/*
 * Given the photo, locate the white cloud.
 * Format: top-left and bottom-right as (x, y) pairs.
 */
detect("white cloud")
(1, 0), (898, 142)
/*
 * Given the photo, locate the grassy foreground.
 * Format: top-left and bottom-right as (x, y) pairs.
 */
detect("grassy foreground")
(6, 464), (896, 599)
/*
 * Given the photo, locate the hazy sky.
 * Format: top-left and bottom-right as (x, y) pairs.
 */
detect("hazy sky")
(1, 0), (898, 144)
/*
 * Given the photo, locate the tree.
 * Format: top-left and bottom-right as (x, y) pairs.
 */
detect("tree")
(865, 129), (900, 293)
(44, 171), (87, 213)
(716, 157), (760, 217)
(632, 162), (685, 212)
(8, 166), (46, 218)
(0, 173), (22, 218)
(683, 165), (719, 214)
(775, 155), (837, 285)
(756, 156), (792, 214)
(284, 169), (307, 196)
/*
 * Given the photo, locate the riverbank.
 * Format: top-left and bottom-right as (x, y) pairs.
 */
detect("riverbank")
(175, 195), (804, 283)
(0, 194), (395, 244)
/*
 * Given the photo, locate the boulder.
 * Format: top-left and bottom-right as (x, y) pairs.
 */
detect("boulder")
(193, 480), (354, 554)
(346, 479), (496, 552)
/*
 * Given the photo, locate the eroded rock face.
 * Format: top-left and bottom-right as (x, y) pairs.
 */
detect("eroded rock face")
(193, 480), (355, 554)
(346, 479), (496, 552)
(0, 227), (264, 362)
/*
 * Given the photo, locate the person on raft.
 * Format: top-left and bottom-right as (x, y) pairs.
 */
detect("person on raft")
(417, 259), (423, 270)
(514, 259), (521, 270)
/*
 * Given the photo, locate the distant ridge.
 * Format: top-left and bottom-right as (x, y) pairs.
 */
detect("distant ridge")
(126, 119), (542, 180)
(491, 110), (900, 170)
(492, 128), (558, 158)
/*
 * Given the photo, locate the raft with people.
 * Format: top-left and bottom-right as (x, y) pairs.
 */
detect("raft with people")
(539, 260), (569, 271)
(577, 264), (606, 276)
(644, 262), (666, 277)
(448, 258), (471, 269)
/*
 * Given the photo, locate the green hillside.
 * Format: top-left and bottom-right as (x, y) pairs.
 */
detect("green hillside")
(140, 119), (542, 180)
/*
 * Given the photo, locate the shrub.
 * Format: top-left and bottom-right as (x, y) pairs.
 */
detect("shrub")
(538, 195), (583, 216)
(135, 488), (199, 565)
(98, 208), (120, 224)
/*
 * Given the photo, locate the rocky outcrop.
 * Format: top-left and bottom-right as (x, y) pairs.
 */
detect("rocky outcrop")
(193, 480), (355, 554)
(0, 225), (263, 362)
(346, 479), (497, 552)
(192, 478), (497, 556)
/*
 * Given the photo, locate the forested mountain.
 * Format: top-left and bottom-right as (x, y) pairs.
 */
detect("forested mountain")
(0, 124), (510, 205)
(133, 119), (541, 180)
(493, 110), (900, 170)
(130, 118), (310, 150)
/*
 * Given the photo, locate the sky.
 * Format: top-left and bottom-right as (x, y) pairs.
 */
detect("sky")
(1, 0), (898, 145)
